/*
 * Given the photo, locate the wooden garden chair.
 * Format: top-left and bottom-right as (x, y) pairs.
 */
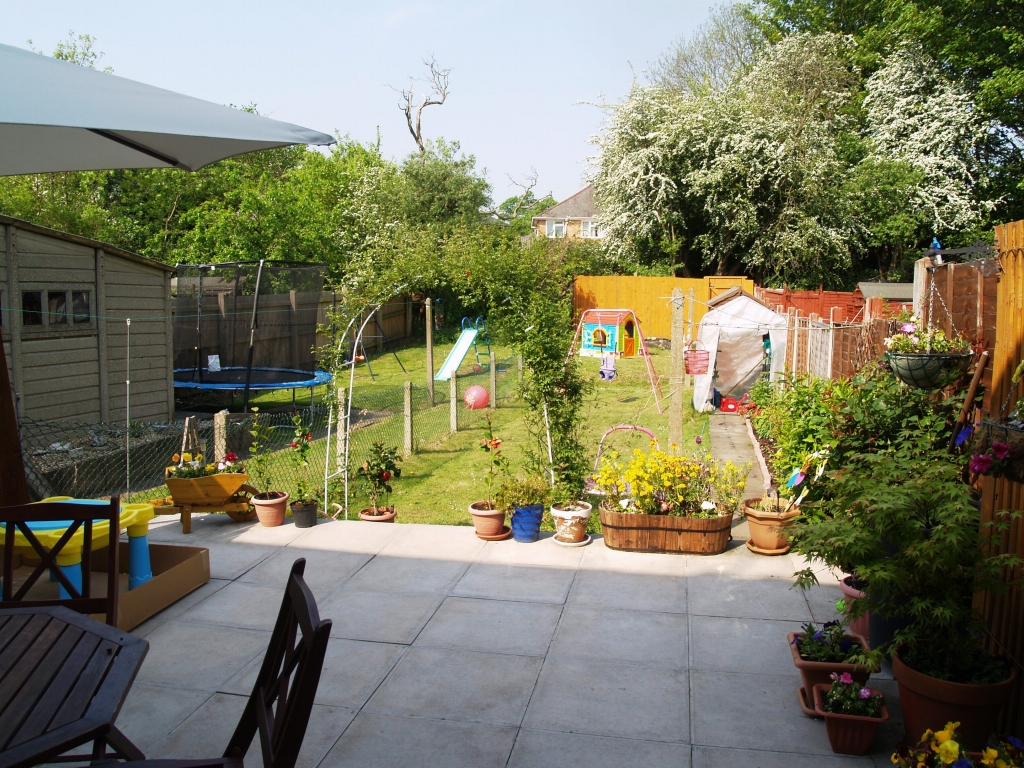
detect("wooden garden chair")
(125, 558), (331, 768)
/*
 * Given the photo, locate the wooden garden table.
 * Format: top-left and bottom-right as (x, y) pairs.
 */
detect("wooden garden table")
(0, 606), (148, 768)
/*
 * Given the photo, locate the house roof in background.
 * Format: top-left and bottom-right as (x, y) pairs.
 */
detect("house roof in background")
(858, 282), (914, 300)
(532, 184), (599, 220)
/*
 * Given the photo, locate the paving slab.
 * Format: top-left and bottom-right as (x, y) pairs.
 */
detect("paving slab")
(365, 646), (542, 727)
(568, 569), (686, 613)
(321, 712), (518, 768)
(549, 605), (688, 668)
(114, 684), (212, 754)
(319, 588), (445, 644)
(378, 522), (486, 561)
(180, 580), (289, 631)
(344, 554), (470, 594)
(508, 729), (692, 767)
(689, 615), (804, 674)
(578, 538), (688, 575)
(692, 746), (872, 767)
(221, 638), (406, 709)
(687, 570), (811, 622)
(416, 597), (562, 656)
(452, 563), (576, 604)
(479, 535), (586, 568)
(523, 658), (689, 743)
(289, 518), (401, 553)
(134, 620), (269, 691)
(237, 547), (371, 597)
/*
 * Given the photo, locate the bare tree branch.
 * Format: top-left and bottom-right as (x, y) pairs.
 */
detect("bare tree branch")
(487, 169), (539, 221)
(392, 57), (451, 155)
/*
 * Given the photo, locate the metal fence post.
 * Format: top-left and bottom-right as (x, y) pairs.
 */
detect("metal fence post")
(450, 372), (458, 433)
(403, 381), (413, 457)
(489, 360), (497, 410)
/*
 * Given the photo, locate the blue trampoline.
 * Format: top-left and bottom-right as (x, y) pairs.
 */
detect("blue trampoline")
(173, 366), (332, 390)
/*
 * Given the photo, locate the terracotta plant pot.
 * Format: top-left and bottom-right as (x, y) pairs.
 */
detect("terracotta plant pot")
(839, 576), (870, 639)
(742, 501), (798, 553)
(291, 501), (318, 529)
(551, 500), (592, 544)
(252, 491), (289, 527)
(788, 631), (871, 716)
(812, 684), (889, 755)
(892, 650), (1017, 750)
(469, 501), (506, 538)
(359, 506), (397, 523)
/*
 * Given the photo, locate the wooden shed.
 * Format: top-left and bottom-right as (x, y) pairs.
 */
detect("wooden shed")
(1, 215), (174, 423)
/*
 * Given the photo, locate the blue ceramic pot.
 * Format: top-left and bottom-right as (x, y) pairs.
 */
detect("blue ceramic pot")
(511, 504), (544, 542)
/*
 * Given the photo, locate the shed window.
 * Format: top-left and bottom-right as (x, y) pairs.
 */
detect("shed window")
(48, 291), (68, 324)
(72, 291), (91, 324)
(22, 292), (43, 326)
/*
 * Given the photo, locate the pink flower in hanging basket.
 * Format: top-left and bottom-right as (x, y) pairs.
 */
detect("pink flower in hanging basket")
(970, 453), (995, 474)
(992, 442), (1011, 460)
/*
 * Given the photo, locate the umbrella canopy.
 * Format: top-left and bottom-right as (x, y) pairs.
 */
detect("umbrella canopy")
(0, 42), (334, 175)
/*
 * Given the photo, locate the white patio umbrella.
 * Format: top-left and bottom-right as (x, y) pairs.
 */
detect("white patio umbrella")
(0, 42), (334, 175)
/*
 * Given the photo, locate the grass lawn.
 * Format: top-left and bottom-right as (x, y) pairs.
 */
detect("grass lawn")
(343, 343), (709, 525)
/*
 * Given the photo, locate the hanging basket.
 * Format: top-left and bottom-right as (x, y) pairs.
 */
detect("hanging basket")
(885, 351), (972, 390)
(973, 421), (1024, 483)
(684, 340), (710, 375)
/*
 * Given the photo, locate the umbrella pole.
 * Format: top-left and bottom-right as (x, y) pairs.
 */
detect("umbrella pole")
(242, 260), (265, 413)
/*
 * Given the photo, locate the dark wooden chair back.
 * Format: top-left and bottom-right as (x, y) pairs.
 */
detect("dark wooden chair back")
(0, 496), (120, 627)
(224, 558), (331, 768)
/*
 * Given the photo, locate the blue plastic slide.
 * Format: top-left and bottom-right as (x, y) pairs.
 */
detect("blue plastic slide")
(434, 327), (478, 381)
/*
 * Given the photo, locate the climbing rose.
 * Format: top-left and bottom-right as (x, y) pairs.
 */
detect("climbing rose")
(290, 441), (298, 448)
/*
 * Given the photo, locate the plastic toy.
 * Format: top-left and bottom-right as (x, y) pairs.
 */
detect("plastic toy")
(435, 317), (492, 382)
(464, 385), (489, 410)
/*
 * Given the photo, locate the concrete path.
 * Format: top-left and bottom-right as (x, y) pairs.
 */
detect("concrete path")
(121, 514), (902, 767)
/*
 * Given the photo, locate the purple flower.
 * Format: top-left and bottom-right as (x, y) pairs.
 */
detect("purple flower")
(839, 672), (853, 684)
(823, 620), (840, 629)
(812, 630), (824, 642)
(992, 442), (1011, 460)
(901, 322), (917, 333)
(695, 436), (702, 444)
(954, 425), (973, 447)
(952, 760), (973, 768)
(858, 686), (872, 699)
(839, 639), (853, 652)
(829, 672), (839, 681)
(1008, 736), (1024, 750)
(970, 453), (995, 474)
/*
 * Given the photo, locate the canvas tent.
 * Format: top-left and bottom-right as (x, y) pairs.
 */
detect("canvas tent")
(693, 289), (789, 412)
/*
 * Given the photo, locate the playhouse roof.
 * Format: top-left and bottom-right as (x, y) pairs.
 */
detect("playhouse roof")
(581, 309), (634, 325)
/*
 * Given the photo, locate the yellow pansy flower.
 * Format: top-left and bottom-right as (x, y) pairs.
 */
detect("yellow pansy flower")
(937, 739), (959, 765)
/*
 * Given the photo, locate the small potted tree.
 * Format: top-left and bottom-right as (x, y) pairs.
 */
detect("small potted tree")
(247, 407), (289, 527)
(357, 442), (402, 522)
(289, 412), (318, 528)
(812, 674), (888, 755)
(468, 414), (509, 539)
(497, 473), (550, 543)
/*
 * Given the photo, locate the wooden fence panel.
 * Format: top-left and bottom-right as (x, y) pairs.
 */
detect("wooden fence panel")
(573, 275), (754, 339)
(981, 219), (1024, 735)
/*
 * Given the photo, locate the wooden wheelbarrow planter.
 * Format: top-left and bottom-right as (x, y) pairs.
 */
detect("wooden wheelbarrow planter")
(153, 473), (258, 534)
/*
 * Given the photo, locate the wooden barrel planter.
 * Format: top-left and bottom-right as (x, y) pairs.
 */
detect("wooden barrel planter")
(599, 506), (733, 554)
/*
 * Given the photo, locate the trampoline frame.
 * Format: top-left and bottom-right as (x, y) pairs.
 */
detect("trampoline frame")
(172, 366), (332, 391)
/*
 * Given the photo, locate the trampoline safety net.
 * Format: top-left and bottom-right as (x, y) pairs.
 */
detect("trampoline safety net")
(173, 261), (331, 396)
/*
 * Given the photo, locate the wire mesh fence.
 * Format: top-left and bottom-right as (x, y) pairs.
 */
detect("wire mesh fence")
(17, 356), (522, 510)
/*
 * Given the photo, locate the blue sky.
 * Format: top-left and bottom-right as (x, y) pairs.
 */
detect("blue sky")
(0, 1), (712, 204)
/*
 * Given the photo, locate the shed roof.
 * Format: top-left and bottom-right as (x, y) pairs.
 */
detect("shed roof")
(857, 282), (914, 300)
(532, 184), (599, 221)
(0, 213), (175, 273)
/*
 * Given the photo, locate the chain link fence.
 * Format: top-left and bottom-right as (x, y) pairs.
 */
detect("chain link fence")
(17, 356), (521, 509)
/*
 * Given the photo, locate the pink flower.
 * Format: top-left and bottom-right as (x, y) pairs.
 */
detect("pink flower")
(829, 672), (839, 680)
(858, 686), (873, 699)
(839, 672), (854, 684)
(901, 322), (917, 334)
(992, 442), (1010, 460)
(970, 453), (995, 474)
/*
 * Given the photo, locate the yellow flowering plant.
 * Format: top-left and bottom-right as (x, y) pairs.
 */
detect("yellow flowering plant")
(593, 443), (750, 517)
(891, 722), (1024, 767)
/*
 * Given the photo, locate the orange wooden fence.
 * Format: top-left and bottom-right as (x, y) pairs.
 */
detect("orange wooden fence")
(980, 219), (1024, 734)
(573, 275), (753, 339)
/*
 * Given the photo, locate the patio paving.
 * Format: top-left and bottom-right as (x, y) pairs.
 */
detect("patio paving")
(124, 511), (904, 767)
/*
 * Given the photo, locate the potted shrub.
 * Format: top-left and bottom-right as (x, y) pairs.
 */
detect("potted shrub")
(247, 407), (289, 527)
(790, 440), (1021, 750)
(883, 316), (972, 390)
(357, 442), (402, 522)
(788, 616), (872, 716)
(812, 674), (888, 755)
(288, 412), (318, 528)
(742, 494), (799, 554)
(468, 414), (509, 539)
(497, 474), (550, 543)
(591, 445), (749, 554)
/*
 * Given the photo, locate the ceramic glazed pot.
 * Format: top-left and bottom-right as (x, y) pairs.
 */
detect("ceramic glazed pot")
(252, 491), (289, 527)
(469, 501), (506, 538)
(892, 650), (1016, 750)
(788, 631), (871, 716)
(511, 504), (544, 542)
(839, 576), (870, 639)
(812, 684), (889, 755)
(291, 502), (318, 528)
(359, 506), (397, 523)
(742, 501), (798, 553)
(551, 500), (592, 544)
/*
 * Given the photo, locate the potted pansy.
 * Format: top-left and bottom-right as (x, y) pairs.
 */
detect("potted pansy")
(892, 722), (1024, 767)
(812, 673), (888, 755)
(883, 314), (973, 389)
(357, 442), (402, 522)
(788, 614), (872, 716)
